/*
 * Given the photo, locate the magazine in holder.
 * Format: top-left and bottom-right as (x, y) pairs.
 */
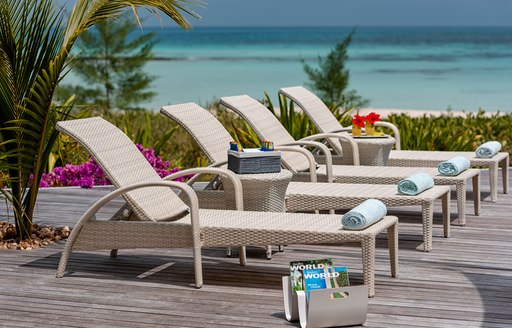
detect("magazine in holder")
(282, 276), (368, 328)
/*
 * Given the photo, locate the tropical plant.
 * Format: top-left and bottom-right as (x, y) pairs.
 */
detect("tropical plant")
(385, 111), (511, 154)
(0, 0), (199, 241)
(303, 30), (369, 108)
(40, 144), (184, 188)
(120, 111), (178, 157)
(56, 12), (158, 112)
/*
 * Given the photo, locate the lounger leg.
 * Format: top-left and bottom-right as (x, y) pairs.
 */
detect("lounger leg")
(387, 223), (399, 278)
(421, 202), (433, 252)
(442, 192), (450, 238)
(455, 180), (466, 226)
(361, 236), (376, 298)
(56, 245), (72, 278)
(56, 222), (82, 278)
(502, 156), (509, 194)
(193, 244), (203, 288)
(489, 164), (498, 202)
(239, 246), (247, 266)
(266, 246), (272, 260)
(473, 174), (481, 216)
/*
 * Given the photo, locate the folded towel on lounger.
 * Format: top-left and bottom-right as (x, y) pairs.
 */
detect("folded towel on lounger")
(341, 199), (387, 230)
(397, 172), (434, 195)
(475, 141), (502, 158)
(438, 156), (471, 176)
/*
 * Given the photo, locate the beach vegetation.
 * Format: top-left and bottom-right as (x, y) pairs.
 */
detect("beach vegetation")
(0, 0), (199, 241)
(386, 111), (511, 152)
(40, 144), (184, 188)
(302, 30), (369, 109)
(56, 12), (158, 112)
(229, 93), (318, 148)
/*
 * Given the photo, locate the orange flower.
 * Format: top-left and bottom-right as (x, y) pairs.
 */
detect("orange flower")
(365, 112), (381, 124)
(352, 114), (366, 127)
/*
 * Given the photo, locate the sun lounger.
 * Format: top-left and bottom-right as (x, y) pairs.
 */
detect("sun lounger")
(161, 103), (453, 252)
(213, 96), (480, 225)
(278, 85), (509, 202)
(55, 116), (398, 297)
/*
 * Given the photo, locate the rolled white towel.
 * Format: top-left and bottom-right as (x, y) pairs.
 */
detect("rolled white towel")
(475, 141), (501, 158)
(341, 199), (387, 230)
(438, 156), (471, 176)
(397, 173), (434, 195)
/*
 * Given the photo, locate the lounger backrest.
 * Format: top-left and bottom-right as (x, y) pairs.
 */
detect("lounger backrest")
(220, 95), (311, 172)
(56, 117), (189, 222)
(279, 86), (344, 154)
(160, 103), (232, 165)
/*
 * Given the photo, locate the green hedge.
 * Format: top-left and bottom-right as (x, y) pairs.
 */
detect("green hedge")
(385, 111), (511, 157)
(51, 108), (512, 172)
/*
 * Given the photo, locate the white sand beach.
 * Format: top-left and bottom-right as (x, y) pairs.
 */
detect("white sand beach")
(356, 108), (504, 118)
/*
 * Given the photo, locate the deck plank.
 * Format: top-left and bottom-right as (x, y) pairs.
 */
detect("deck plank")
(1, 169), (511, 327)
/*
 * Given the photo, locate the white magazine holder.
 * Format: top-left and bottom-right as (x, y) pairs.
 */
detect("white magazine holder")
(282, 276), (368, 327)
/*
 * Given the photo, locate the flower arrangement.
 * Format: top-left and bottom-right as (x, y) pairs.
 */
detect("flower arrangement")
(364, 112), (381, 125)
(351, 114), (366, 128)
(40, 144), (184, 188)
(351, 112), (381, 136)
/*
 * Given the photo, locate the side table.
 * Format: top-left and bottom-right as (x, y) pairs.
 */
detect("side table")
(341, 135), (396, 166)
(221, 170), (293, 258)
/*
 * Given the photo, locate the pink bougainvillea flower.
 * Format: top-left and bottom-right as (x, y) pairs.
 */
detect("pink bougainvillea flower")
(40, 145), (183, 188)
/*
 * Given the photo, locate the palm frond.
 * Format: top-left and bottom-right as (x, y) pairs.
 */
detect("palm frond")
(0, 0), (203, 239)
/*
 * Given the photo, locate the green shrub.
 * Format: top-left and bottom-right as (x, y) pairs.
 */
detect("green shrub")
(386, 111), (511, 158)
(45, 108), (512, 175)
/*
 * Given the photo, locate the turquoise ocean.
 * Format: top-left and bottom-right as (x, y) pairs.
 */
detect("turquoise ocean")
(66, 26), (512, 112)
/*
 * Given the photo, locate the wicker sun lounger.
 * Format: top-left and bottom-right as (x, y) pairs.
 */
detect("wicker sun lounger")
(278, 85), (509, 202)
(161, 103), (452, 252)
(55, 117), (398, 297)
(214, 96), (480, 225)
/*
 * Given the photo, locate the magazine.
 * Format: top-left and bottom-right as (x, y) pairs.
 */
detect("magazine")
(303, 266), (350, 299)
(289, 258), (333, 293)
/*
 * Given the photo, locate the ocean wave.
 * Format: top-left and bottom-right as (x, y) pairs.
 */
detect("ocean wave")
(374, 68), (461, 75)
(149, 52), (512, 63)
(151, 56), (303, 62)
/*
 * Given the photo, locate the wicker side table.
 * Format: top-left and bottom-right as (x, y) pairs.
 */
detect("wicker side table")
(221, 170), (294, 258)
(340, 135), (396, 166)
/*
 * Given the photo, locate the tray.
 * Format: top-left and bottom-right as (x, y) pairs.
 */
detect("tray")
(349, 134), (389, 139)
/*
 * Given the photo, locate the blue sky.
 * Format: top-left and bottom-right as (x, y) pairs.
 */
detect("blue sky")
(61, 0), (512, 27)
(162, 0), (512, 27)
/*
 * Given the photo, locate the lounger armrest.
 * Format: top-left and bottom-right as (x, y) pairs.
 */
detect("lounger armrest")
(301, 132), (360, 166)
(278, 140), (333, 183)
(165, 167), (243, 211)
(57, 180), (204, 279)
(374, 121), (401, 150)
(70, 181), (201, 234)
(180, 160), (228, 187)
(328, 127), (353, 133)
(277, 146), (318, 183)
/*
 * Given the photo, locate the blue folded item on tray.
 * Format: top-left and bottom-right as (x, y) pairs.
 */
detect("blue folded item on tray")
(341, 199), (387, 230)
(397, 172), (434, 195)
(438, 156), (471, 176)
(475, 141), (502, 158)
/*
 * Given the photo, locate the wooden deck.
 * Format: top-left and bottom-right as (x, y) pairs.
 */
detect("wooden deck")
(1, 170), (511, 327)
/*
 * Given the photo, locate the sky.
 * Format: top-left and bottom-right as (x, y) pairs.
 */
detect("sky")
(158, 0), (512, 27)
(61, 0), (512, 27)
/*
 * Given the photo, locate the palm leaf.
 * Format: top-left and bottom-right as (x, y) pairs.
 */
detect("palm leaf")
(0, 0), (202, 239)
